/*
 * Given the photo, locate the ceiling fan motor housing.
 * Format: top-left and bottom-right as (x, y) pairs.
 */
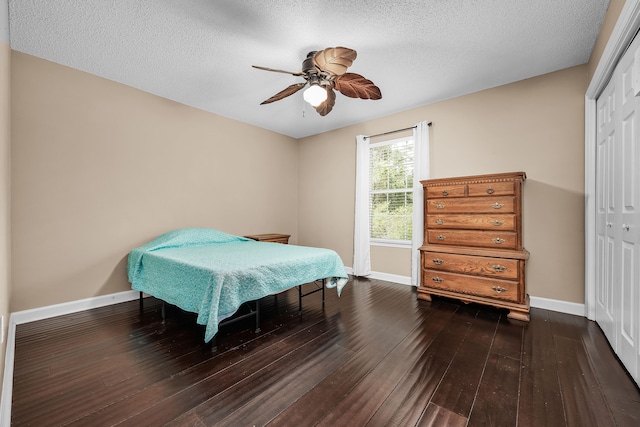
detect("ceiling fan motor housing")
(302, 51), (318, 74)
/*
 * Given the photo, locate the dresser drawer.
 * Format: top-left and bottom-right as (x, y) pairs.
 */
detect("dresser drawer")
(468, 181), (515, 197)
(427, 196), (515, 214)
(426, 184), (466, 199)
(422, 269), (519, 302)
(427, 229), (517, 249)
(422, 251), (519, 280)
(427, 214), (516, 230)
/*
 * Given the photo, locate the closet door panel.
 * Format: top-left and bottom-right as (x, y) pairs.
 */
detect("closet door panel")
(595, 82), (617, 345)
(617, 81), (640, 378)
(620, 242), (637, 377)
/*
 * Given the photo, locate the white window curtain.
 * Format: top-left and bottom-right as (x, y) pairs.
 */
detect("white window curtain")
(353, 134), (371, 276)
(353, 121), (430, 282)
(411, 121), (430, 286)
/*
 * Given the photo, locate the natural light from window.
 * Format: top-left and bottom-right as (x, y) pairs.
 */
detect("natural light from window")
(368, 137), (414, 246)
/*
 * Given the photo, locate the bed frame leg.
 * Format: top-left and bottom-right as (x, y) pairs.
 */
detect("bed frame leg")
(255, 299), (261, 333)
(161, 302), (166, 323)
(139, 291), (143, 312)
(211, 336), (217, 353)
(298, 285), (303, 315)
(322, 279), (326, 307)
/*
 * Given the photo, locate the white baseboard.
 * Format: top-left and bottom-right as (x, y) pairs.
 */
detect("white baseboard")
(1, 290), (142, 426)
(10, 290), (142, 325)
(345, 267), (412, 286)
(368, 271), (412, 285)
(530, 296), (585, 317)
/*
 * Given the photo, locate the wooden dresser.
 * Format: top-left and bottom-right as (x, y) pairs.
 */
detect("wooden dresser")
(418, 172), (530, 321)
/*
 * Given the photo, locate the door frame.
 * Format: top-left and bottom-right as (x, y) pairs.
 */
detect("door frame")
(585, 0), (640, 320)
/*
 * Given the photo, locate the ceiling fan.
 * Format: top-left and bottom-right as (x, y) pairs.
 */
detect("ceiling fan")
(252, 47), (382, 116)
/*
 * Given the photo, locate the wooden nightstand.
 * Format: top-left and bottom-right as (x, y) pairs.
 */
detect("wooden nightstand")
(244, 233), (290, 244)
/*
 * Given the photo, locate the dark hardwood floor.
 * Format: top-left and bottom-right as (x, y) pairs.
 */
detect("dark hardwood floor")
(10, 277), (640, 426)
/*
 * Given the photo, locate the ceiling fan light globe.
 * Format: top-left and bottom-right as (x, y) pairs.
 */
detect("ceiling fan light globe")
(303, 84), (328, 107)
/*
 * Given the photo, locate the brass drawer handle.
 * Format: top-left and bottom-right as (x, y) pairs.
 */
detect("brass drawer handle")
(432, 258), (444, 265)
(434, 203), (445, 210)
(492, 286), (507, 293)
(436, 235), (446, 241)
(435, 219), (445, 225)
(492, 238), (505, 244)
(490, 220), (503, 226)
(491, 265), (507, 272)
(491, 203), (504, 209)
(486, 187), (494, 194)
(432, 277), (444, 283)
(442, 190), (449, 196)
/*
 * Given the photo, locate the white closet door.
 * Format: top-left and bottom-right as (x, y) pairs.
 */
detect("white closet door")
(595, 32), (640, 385)
(618, 50), (639, 378)
(595, 75), (618, 348)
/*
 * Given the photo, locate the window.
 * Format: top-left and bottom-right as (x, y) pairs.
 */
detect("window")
(353, 121), (428, 282)
(369, 137), (414, 245)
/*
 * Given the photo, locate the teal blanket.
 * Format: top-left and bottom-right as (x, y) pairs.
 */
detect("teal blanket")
(127, 228), (349, 342)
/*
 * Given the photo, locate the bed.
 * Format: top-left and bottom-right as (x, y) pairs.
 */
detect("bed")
(127, 228), (349, 343)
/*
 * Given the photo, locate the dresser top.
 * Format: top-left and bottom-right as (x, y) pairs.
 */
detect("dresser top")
(421, 171), (526, 187)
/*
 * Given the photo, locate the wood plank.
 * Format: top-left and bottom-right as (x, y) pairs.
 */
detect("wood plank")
(490, 314), (524, 360)
(467, 353), (520, 426)
(364, 303), (476, 426)
(314, 303), (460, 426)
(517, 308), (567, 426)
(580, 318), (640, 426)
(465, 314), (523, 426)
(416, 403), (467, 427)
(546, 310), (626, 427)
(553, 333), (616, 427)
(264, 289), (438, 426)
(202, 341), (352, 426)
(428, 306), (501, 418)
(12, 301), (166, 381)
(65, 315), (332, 426)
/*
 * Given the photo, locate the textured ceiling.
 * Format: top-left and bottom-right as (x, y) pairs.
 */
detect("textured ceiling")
(8, 0), (610, 138)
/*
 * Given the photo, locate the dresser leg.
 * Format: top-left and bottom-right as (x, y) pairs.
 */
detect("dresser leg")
(417, 291), (432, 302)
(507, 309), (530, 322)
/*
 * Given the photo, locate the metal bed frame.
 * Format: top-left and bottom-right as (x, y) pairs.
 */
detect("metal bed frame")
(139, 279), (326, 350)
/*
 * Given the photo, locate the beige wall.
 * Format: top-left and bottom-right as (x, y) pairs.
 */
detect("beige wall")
(588, 0), (625, 79)
(0, 40), (9, 403)
(299, 65), (589, 303)
(10, 52), (299, 311)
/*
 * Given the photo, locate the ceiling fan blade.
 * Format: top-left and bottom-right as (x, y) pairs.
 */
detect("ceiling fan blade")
(315, 88), (336, 116)
(260, 82), (307, 105)
(252, 65), (304, 76)
(334, 73), (382, 100)
(313, 47), (357, 76)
